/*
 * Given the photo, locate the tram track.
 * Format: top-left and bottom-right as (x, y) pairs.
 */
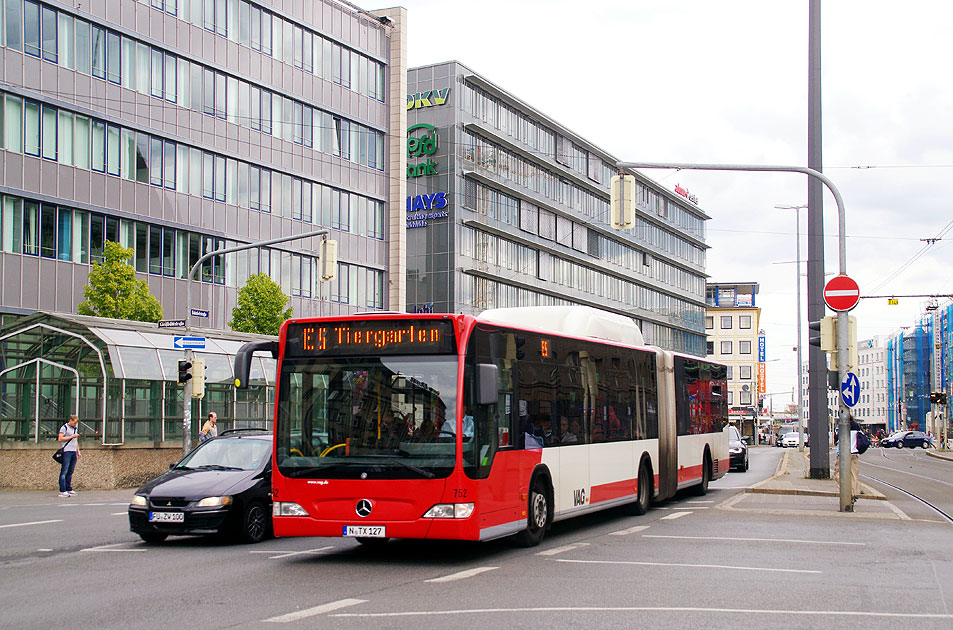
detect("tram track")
(862, 473), (953, 527)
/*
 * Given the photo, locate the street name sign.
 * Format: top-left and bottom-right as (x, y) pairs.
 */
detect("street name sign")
(841, 372), (860, 408)
(174, 336), (206, 350)
(190, 308), (209, 318)
(158, 320), (186, 328)
(824, 275), (860, 311)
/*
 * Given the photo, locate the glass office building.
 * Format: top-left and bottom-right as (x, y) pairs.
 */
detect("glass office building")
(0, 0), (406, 328)
(406, 62), (709, 354)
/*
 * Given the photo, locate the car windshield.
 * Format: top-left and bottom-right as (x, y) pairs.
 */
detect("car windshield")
(179, 438), (271, 470)
(275, 355), (459, 479)
(728, 426), (741, 441)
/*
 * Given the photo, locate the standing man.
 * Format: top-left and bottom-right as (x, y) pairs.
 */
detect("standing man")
(57, 415), (81, 497)
(199, 412), (218, 442)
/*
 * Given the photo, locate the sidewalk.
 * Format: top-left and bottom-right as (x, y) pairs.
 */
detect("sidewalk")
(720, 448), (903, 519)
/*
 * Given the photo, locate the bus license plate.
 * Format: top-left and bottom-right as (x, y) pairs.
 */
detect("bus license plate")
(149, 511), (184, 523)
(343, 525), (385, 538)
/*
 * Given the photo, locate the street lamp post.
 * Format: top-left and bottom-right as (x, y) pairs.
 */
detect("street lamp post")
(777, 204), (808, 452)
(180, 229), (333, 457)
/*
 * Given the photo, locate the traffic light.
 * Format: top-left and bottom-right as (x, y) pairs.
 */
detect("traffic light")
(930, 392), (948, 405)
(177, 359), (192, 384)
(191, 357), (205, 399)
(610, 174), (635, 229)
(808, 315), (857, 372)
(319, 238), (338, 282)
(808, 317), (835, 353)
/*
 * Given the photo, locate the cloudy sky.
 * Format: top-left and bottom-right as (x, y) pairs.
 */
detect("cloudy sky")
(390, 0), (953, 401)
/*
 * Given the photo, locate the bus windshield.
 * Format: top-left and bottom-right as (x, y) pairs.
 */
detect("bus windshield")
(275, 355), (459, 479)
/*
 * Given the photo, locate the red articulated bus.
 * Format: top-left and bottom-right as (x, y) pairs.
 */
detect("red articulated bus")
(234, 305), (729, 546)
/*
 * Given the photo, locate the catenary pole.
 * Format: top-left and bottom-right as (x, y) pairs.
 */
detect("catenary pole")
(181, 229), (330, 457)
(615, 161), (853, 511)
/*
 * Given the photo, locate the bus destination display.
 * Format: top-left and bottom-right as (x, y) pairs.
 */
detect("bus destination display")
(285, 320), (457, 357)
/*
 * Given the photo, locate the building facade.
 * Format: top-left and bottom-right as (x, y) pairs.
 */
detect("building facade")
(0, 0), (406, 329)
(705, 282), (761, 411)
(405, 61), (710, 355)
(856, 335), (887, 431)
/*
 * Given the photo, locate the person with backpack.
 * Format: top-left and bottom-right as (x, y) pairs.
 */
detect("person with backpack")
(835, 416), (865, 502)
(57, 415), (82, 497)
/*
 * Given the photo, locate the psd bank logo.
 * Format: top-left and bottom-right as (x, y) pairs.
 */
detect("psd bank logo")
(407, 124), (438, 178)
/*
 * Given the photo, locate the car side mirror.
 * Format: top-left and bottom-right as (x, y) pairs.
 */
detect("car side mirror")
(169, 462), (177, 470)
(741, 437), (750, 445)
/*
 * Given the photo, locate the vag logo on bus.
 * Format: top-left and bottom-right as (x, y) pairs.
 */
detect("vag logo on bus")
(573, 488), (588, 507)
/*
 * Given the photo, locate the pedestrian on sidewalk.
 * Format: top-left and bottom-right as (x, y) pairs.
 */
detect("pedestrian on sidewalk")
(199, 412), (218, 442)
(57, 414), (82, 497)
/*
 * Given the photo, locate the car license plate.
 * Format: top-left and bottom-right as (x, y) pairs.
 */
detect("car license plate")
(148, 511), (184, 523)
(343, 525), (385, 538)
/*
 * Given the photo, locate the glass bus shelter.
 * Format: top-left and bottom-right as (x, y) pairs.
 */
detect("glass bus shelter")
(0, 312), (274, 445)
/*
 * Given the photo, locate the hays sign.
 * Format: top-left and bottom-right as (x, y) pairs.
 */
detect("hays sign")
(406, 192), (449, 229)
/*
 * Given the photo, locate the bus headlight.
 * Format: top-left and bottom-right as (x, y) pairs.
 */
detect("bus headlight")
(423, 503), (474, 519)
(274, 501), (310, 517)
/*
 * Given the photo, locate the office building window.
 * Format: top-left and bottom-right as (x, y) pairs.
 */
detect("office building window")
(739, 340), (752, 354)
(739, 315), (752, 329)
(720, 315), (732, 329)
(740, 365), (752, 380)
(705, 316), (713, 330)
(720, 341), (732, 355)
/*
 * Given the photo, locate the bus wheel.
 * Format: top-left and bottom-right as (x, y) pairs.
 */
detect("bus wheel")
(515, 479), (550, 547)
(625, 462), (651, 516)
(693, 454), (711, 496)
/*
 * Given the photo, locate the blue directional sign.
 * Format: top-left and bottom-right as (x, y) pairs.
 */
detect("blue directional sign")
(190, 308), (209, 318)
(173, 336), (206, 350)
(841, 372), (860, 408)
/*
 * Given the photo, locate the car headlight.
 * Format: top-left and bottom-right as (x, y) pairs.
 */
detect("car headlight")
(423, 503), (474, 519)
(274, 502), (309, 517)
(729, 447), (742, 454)
(196, 496), (232, 508)
(130, 495), (147, 507)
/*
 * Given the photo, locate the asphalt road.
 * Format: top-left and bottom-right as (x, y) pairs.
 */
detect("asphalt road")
(2, 447), (952, 630)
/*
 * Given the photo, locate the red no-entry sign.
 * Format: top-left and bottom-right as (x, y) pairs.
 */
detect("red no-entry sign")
(824, 275), (860, 311)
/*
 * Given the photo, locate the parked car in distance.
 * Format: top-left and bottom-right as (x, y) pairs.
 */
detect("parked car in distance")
(776, 431), (796, 447)
(781, 432), (802, 448)
(880, 430), (932, 449)
(728, 425), (748, 472)
(128, 429), (273, 544)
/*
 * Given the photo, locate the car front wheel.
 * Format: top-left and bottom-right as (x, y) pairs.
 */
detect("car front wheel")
(238, 501), (269, 544)
(922, 441), (930, 449)
(897, 442), (904, 449)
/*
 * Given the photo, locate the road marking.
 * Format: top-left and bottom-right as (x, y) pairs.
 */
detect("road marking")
(82, 542), (146, 553)
(660, 511), (689, 520)
(686, 500), (714, 503)
(536, 542), (589, 556)
(642, 535), (865, 545)
(38, 548), (53, 552)
(249, 546), (334, 559)
(555, 559), (821, 574)
(112, 512), (127, 516)
(425, 566), (499, 583)
(864, 461), (953, 489)
(264, 598), (366, 623)
(329, 606), (953, 620)
(609, 525), (649, 536)
(0, 519), (63, 529)
(673, 506), (706, 510)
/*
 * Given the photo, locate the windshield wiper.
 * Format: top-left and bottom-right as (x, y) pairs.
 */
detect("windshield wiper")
(360, 454), (435, 479)
(195, 464), (243, 471)
(173, 465), (193, 471)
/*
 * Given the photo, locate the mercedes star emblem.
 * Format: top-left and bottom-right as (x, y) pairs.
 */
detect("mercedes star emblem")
(355, 499), (373, 518)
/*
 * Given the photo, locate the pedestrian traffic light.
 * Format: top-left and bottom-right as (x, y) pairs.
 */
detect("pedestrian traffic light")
(930, 392), (947, 405)
(610, 174), (635, 229)
(191, 357), (205, 399)
(177, 359), (192, 384)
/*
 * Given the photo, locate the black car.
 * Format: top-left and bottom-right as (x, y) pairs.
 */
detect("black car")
(129, 429), (273, 544)
(880, 430), (932, 449)
(728, 425), (748, 472)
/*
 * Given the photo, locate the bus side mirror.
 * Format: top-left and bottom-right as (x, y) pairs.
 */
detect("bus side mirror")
(476, 364), (499, 405)
(234, 340), (279, 389)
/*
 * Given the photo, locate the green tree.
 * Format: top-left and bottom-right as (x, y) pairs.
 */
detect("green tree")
(78, 241), (163, 322)
(229, 273), (293, 336)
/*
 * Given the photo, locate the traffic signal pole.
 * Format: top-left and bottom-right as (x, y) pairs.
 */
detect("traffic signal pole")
(615, 160), (854, 511)
(180, 229), (333, 457)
